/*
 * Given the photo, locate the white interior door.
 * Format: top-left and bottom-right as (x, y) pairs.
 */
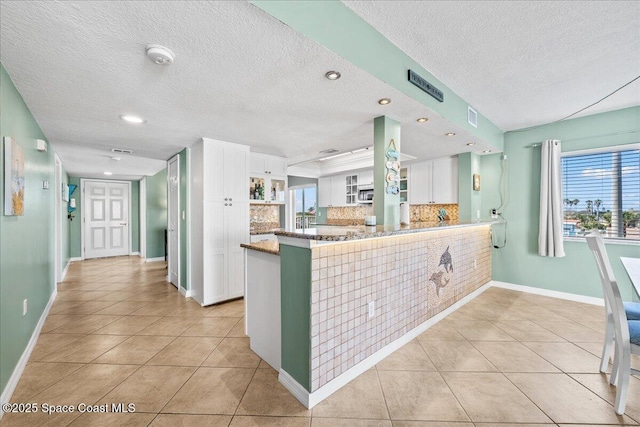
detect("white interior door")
(168, 156), (180, 287)
(84, 181), (130, 259)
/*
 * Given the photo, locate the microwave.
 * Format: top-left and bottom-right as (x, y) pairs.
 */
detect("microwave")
(357, 186), (374, 203)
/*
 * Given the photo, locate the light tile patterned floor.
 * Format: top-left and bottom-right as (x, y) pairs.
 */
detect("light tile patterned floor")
(2, 256), (640, 426)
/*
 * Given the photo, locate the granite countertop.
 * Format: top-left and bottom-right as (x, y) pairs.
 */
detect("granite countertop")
(241, 240), (280, 255)
(250, 228), (282, 235)
(275, 220), (494, 242)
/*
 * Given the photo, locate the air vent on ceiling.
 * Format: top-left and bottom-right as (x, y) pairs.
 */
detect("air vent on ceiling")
(111, 148), (133, 155)
(467, 106), (478, 128)
(319, 148), (339, 154)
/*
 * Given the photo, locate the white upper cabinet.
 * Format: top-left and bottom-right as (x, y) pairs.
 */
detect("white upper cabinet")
(359, 169), (374, 186)
(318, 174), (348, 207)
(432, 157), (458, 204)
(409, 156), (458, 204)
(250, 153), (287, 175)
(318, 176), (332, 207)
(249, 153), (288, 204)
(203, 138), (249, 202)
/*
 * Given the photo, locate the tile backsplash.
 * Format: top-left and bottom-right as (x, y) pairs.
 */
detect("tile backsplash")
(250, 204), (280, 230)
(326, 204), (459, 225)
(309, 224), (490, 391)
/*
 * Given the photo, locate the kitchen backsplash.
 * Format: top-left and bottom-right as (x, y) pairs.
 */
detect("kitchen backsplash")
(326, 204), (459, 224)
(250, 204), (280, 231)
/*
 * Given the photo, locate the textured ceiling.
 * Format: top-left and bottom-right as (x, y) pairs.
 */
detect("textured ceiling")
(1, 2), (638, 180)
(344, 0), (640, 131)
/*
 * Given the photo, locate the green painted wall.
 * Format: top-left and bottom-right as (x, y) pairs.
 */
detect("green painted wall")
(484, 107), (640, 300)
(0, 64), (55, 395)
(68, 177), (140, 258)
(458, 152), (482, 221)
(251, 0), (504, 150)
(146, 168), (167, 259)
(179, 149), (188, 289)
(130, 180), (139, 253)
(373, 116), (401, 225)
(280, 244), (312, 391)
(68, 177), (81, 257)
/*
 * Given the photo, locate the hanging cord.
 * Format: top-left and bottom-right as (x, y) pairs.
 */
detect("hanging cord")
(496, 154), (508, 212)
(510, 75), (640, 133)
(491, 213), (507, 249)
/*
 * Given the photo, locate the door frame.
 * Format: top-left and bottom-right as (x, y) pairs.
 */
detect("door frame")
(54, 154), (62, 283)
(80, 178), (133, 259)
(167, 155), (180, 288)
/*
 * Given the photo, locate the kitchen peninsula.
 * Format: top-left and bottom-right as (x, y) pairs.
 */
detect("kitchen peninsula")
(242, 220), (493, 408)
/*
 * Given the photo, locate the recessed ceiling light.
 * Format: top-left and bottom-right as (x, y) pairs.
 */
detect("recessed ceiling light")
(416, 117), (429, 123)
(325, 71), (341, 80)
(445, 132), (456, 136)
(483, 150), (492, 154)
(104, 171), (113, 175)
(378, 98), (391, 105)
(120, 115), (146, 124)
(110, 157), (121, 161)
(466, 143), (475, 146)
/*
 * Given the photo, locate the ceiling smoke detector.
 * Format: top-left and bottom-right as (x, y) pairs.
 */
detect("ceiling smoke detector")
(145, 44), (175, 65)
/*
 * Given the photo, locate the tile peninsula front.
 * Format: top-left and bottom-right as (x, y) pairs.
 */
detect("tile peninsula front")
(244, 221), (493, 408)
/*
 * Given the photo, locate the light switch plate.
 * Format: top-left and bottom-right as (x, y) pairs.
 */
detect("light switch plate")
(42, 180), (49, 189)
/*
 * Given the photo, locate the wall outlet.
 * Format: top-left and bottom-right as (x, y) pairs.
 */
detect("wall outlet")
(476, 210), (480, 219)
(368, 301), (375, 319)
(23, 299), (27, 316)
(182, 210), (185, 220)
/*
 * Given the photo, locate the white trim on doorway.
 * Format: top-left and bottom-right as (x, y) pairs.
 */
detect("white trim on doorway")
(80, 179), (133, 259)
(167, 155), (180, 288)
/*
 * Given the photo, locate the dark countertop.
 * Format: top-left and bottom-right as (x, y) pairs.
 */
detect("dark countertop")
(241, 240), (280, 255)
(274, 220), (494, 242)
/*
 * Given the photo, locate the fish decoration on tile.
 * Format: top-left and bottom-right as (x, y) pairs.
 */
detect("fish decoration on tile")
(429, 271), (450, 297)
(438, 246), (453, 273)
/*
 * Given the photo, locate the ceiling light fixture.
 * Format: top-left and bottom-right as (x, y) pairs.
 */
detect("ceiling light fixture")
(145, 44), (175, 65)
(110, 157), (121, 161)
(445, 132), (456, 136)
(319, 146), (371, 161)
(104, 172), (113, 175)
(325, 71), (341, 80)
(466, 143), (475, 146)
(483, 150), (492, 153)
(378, 98), (391, 105)
(416, 117), (429, 123)
(120, 115), (146, 124)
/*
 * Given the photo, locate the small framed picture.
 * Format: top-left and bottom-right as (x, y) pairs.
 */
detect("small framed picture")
(473, 174), (481, 191)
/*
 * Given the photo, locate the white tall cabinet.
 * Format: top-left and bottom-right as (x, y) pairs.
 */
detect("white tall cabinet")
(190, 138), (249, 305)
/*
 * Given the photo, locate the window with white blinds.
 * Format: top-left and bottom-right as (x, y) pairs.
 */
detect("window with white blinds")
(561, 146), (639, 240)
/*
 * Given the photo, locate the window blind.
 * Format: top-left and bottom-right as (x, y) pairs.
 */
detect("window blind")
(561, 148), (639, 240)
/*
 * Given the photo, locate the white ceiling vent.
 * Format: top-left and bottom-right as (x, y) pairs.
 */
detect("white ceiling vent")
(111, 148), (133, 155)
(319, 148), (339, 154)
(467, 106), (478, 128)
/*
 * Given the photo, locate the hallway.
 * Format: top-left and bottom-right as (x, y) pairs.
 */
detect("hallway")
(2, 256), (640, 426)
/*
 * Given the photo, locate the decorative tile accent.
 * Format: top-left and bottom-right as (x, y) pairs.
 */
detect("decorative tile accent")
(308, 225), (491, 391)
(250, 204), (280, 231)
(326, 204), (459, 225)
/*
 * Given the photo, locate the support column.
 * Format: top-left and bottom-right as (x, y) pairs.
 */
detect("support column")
(373, 116), (401, 226)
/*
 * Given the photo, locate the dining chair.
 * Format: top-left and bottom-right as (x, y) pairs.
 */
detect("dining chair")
(586, 231), (640, 415)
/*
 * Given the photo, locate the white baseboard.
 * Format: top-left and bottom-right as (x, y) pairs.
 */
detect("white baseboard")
(279, 281), (493, 409)
(68, 257), (83, 262)
(145, 257), (165, 263)
(490, 280), (604, 306)
(178, 286), (192, 298)
(0, 287), (57, 420)
(61, 260), (71, 282)
(130, 251), (140, 256)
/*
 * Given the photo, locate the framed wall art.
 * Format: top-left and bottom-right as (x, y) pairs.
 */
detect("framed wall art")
(4, 136), (25, 216)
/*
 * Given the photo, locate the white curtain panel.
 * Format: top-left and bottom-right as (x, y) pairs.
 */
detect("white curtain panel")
(538, 139), (565, 257)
